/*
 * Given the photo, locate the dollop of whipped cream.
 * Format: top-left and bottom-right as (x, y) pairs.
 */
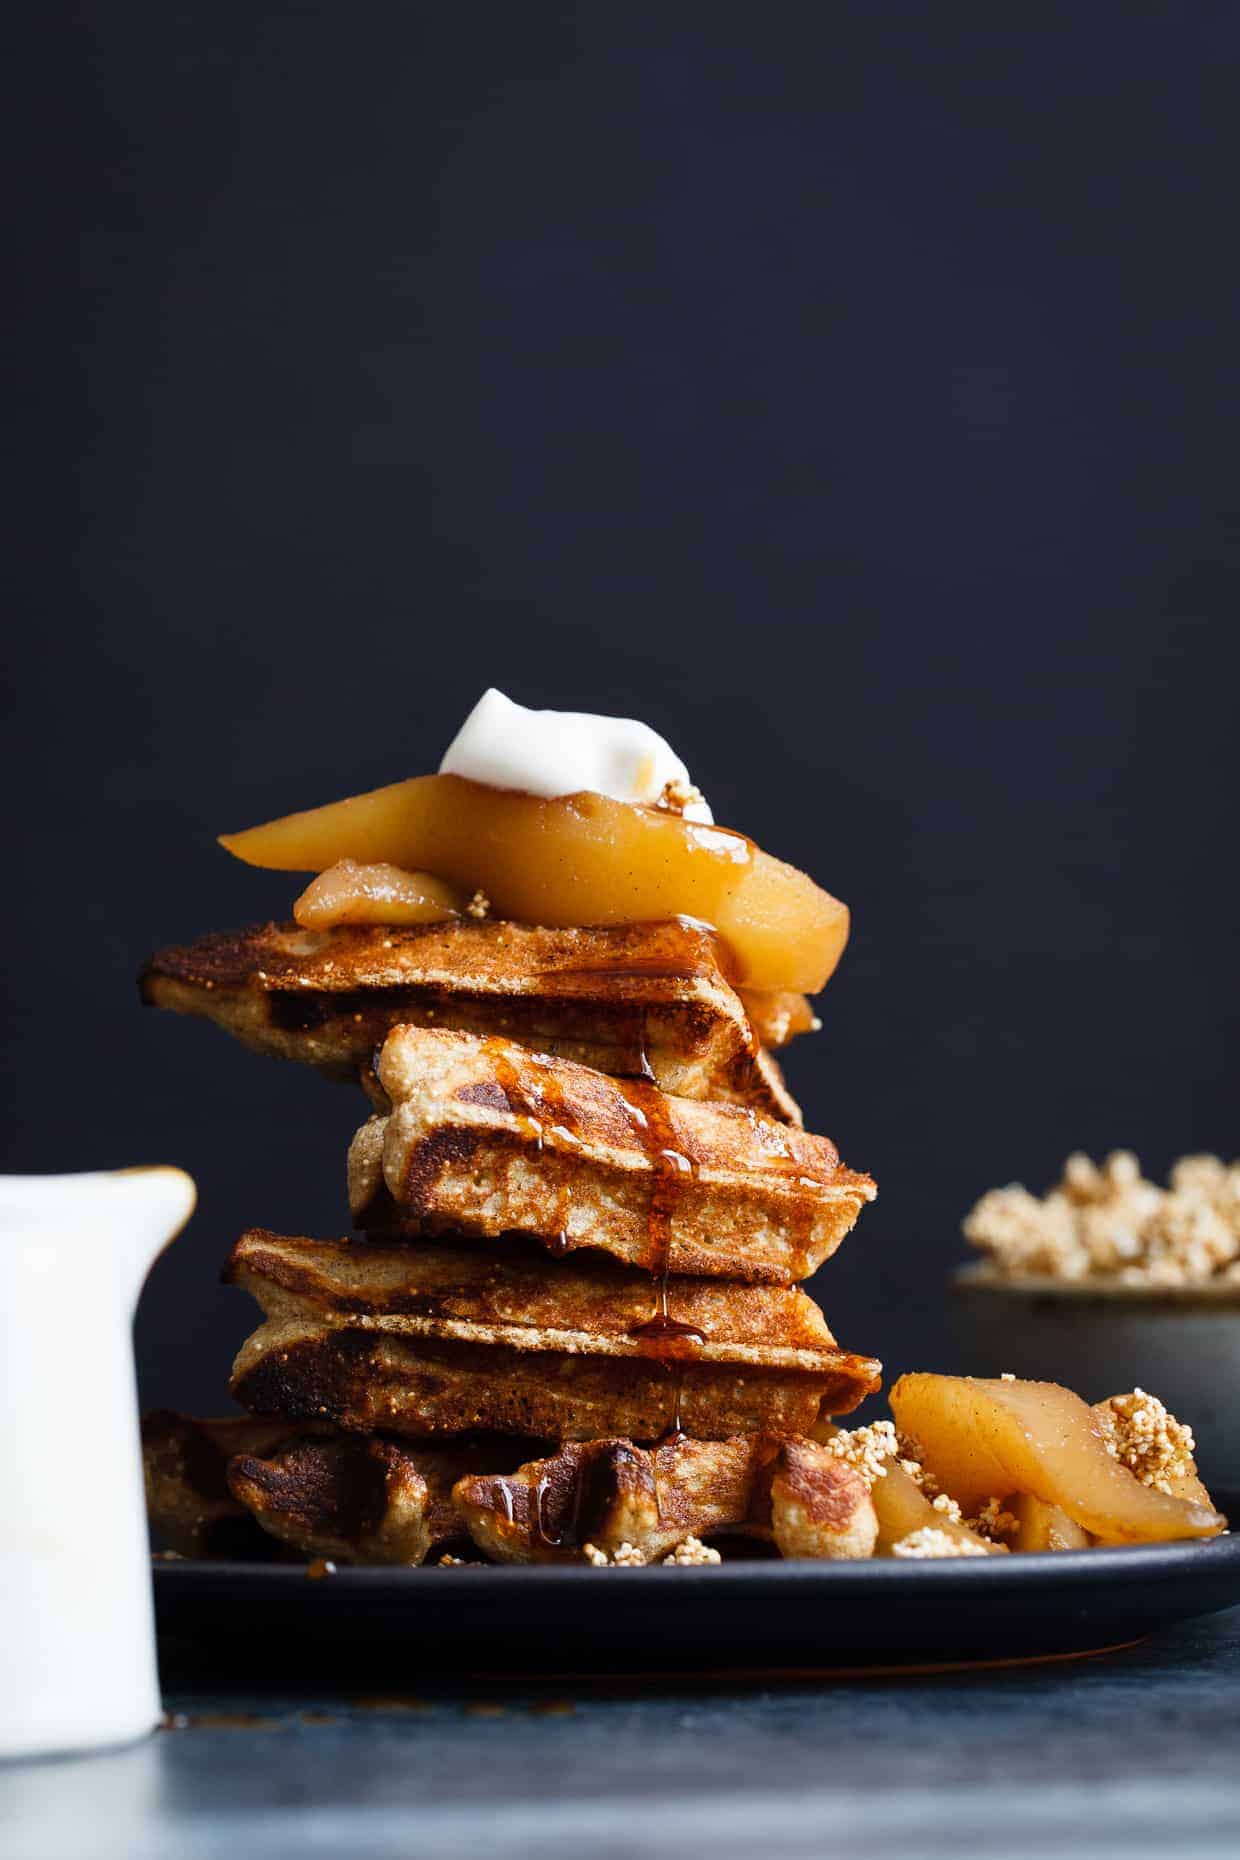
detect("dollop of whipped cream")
(439, 689), (713, 822)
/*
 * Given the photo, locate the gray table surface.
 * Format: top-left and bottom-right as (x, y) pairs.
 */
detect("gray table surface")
(4, 1607), (1239, 1860)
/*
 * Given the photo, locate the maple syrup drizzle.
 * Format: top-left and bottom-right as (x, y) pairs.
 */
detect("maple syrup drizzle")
(534, 1474), (561, 1547)
(483, 1037), (546, 1153)
(655, 1367), (689, 1448)
(478, 1038), (596, 1268)
(624, 1007), (656, 1083)
(548, 1173), (574, 1255)
(533, 1456), (589, 1550)
(480, 1034), (706, 1473)
(612, 1074), (706, 1487)
(630, 1312), (706, 1344)
(656, 1416), (686, 1450)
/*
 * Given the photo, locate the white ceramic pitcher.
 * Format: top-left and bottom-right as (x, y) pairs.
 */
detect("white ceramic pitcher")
(0, 1167), (196, 1758)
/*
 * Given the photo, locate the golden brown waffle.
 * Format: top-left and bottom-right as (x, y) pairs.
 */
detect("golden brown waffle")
(143, 1413), (877, 1565)
(139, 917), (803, 1120)
(350, 1025), (874, 1284)
(141, 1411), (536, 1565)
(141, 1410), (302, 1558)
(226, 1432), (526, 1565)
(229, 1322), (878, 1443)
(224, 1229), (848, 1363)
(456, 1433), (878, 1564)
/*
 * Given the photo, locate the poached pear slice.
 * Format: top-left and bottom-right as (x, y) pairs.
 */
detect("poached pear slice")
(1007, 1492), (1091, 1552)
(293, 861), (464, 928)
(891, 1374), (1225, 1545)
(219, 773), (848, 994)
(870, 1456), (1003, 1556)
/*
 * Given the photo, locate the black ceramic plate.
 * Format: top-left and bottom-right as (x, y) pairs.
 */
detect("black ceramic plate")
(155, 1494), (1240, 1679)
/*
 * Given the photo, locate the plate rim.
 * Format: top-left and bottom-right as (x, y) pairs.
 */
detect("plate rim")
(153, 1507), (1240, 1596)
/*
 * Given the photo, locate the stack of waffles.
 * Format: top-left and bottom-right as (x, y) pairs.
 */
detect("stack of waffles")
(141, 912), (879, 1565)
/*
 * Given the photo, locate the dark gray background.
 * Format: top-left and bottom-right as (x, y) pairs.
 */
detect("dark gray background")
(5, 5), (1238, 1413)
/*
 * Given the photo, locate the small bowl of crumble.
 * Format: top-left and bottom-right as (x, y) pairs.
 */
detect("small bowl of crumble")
(952, 1150), (1240, 1481)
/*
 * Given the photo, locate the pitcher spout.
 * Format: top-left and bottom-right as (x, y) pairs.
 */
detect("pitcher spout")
(109, 1167), (198, 1311)
(0, 1167), (197, 1315)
